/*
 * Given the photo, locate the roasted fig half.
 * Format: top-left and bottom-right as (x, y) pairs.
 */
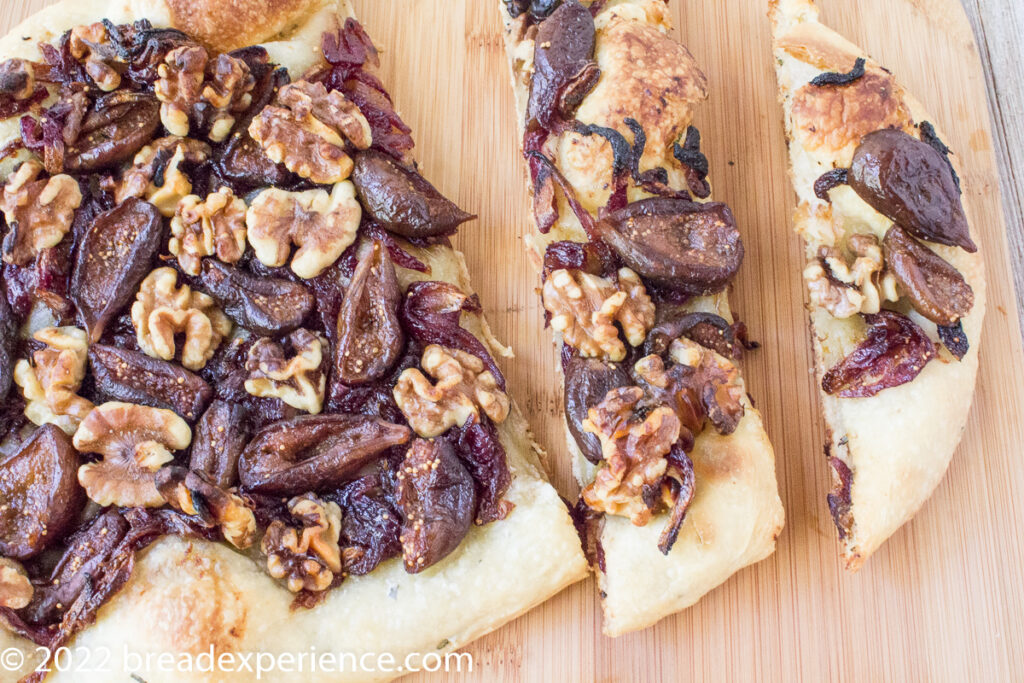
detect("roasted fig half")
(351, 150), (474, 238)
(849, 129), (976, 252)
(334, 241), (404, 385)
(89, 344), (213, 421)
(199, 259), (313, 336)
(238, 413), (411, 495)
(72, 197), (163, 342)
(0, 285), (14, 401)
(190, 400), (250, 489)
(596, 198), (744, 295)
(0, 424), (84, 560)
(395, 438), (476, 573)
(64, 93), (161, 172)
(526, 0), (599, 129)
(564, 354), (631, 463)
(883, 225), (974, 326)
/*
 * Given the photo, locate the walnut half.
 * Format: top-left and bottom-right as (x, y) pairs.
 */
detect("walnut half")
(170, 186), (247, 276)
(581, 387), (681, 525)
(13, 326), (95, 435)
(74, 401), (192, 508)
(394, 344), (511, 438)
(131, 267), (232, 371)
(805, 233), (898, 318)
(116, 136), (211, 217)
(249, 80), (371, 184)
(543, 268), (655, 362)
(261, 494), (343, 593)
(244, 329), (327, 415)
(1, 160), (82, 266)
(245, 182), (360, 279)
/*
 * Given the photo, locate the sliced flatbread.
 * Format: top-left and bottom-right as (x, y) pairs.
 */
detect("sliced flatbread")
(769, 0), (986, 569)
(501, 0), (784, 635)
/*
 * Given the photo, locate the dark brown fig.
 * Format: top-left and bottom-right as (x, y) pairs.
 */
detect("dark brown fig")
(526, 0), (599, 130)
(0, 424), (84, 560)
(334, 241), (404, 385)
(190, 400), (250, 489)
(215, 131), (293, 190)
(63, 93), (160, 172)
(89, 344), (213, 421)
(596, 198), (744, 295)
(643, 309), (742, 360)
(238, 413), (411, 495)
(882, 225), (974, 326)
(199, 259), (313, 336)
(395, 438), (476, 573)
(72, 197), (163, 342)
(564, 355), (631, 464)
(351, 150), (474, 238)
(849, 129), (976, 252)
(0, 283), (14, 401)
(18, 508), (129, 626)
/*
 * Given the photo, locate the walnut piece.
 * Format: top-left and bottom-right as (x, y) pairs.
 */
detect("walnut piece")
(116, 136), (211, 216)
(0, 557), (32, 609)
(13, 326), (95, 435)
(244, 329), (327, 414)
(581, 387), (680, 525)
(245, 182), (360, 279)
(666, 337), (745, 435)
(248, 80), (371, 184)
(69, 22), (122, 91)
(170, 186), (247, 275)
(131, 267), (232, 371)
(0, 58), (37, 100)
(155, 45), (206, 137)
(73, 401), (192, 508)
(805, 233), (898, 318)
(201, 53), (256, 142)
(261, 494), (343, 593)
(1, 160), (82, 266)
(543, 268), (655, 362)
(154, 46), (253, 142)
(156, 467), (257, 549)
(394, 344), (510, 438)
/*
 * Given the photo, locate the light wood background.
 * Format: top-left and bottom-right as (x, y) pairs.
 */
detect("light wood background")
(3, 0), (1024, 681)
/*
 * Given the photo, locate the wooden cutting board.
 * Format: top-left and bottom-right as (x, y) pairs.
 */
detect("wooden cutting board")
(3, 0), (1024, 680)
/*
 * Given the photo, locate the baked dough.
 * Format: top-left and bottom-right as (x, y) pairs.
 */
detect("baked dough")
(501, 0), (784, 636)
(0, 1), (589, 679)
(769, 0), (986, 569)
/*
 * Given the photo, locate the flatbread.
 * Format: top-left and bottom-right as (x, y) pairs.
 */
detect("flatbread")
(769, 0), (986, 569)
(0, 1), (589, 679)
(500, 0), (784, 636)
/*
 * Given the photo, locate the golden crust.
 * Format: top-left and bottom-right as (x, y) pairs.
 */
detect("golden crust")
(163, 0), (327, 52)
(501, 0), (783, 635)
(771, 0), (986, 569)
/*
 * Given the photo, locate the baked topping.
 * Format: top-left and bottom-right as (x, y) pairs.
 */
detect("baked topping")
(805, 233), (898, 319)
(394, 344), (511, 438)
(69, 22), (122, 91)
(0, 58), (37, 101)
(198, 259), (315, 336)
(882, 225), (974, 327)
(244, 329), (328, 414)
(1, 160), (82, 266)
(155, 46), (253, 142)
(261, 494), (343, 593)
(73, 401), (192, 508)
(116, 136), (211, 216)
(248, 80), (370, 184)
(169, 186), (247, 275)
(155, 45), (206, 136)
(88, 344), (212, 421)
(13, 326), (94, 435)
(245, 182), (361, 279)
(0, 558), (33, 609)
(131, 267), (232, 371)
(155, 467), (256, 549)
(543, 268), (655, 362)
(581, 387), (679, 525)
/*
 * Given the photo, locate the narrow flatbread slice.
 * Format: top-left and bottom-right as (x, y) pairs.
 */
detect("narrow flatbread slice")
(501, 0), (784, 635)
(770, 0), (986, 569)
(0, 1), (588, 680)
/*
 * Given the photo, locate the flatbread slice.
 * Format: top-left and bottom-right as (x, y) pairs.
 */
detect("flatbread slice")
(500, 0), (784, 635)
(0, 1), (588, 680)
(769, 0), (986, 569)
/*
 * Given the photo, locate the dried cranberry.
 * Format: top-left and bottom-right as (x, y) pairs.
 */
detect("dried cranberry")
(451, 418), (513, 524)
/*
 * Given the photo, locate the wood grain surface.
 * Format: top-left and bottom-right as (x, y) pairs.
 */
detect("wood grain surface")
(2, 0), (1024, 681)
